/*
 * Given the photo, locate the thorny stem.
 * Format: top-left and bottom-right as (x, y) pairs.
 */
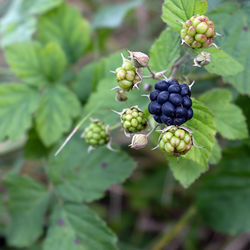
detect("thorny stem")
(152, 206), (197, 250)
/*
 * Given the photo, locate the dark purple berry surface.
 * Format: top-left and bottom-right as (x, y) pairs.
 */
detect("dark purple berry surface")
(148, 79), (193, 126)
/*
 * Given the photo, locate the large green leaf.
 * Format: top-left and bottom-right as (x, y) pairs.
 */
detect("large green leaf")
(48, 136), (136, 202)
(5, 42), (67, 87)
(168, 99), (216, 188)
(44, 203), (117, 250)
(92, 0), (143, 29)
(204, 48), (243, 77)
(196, 148), (250, 234)
(35, 85), (81, 146)
(199, 88), (248, 140)
(37, 3), (90, 64)
(162, 0), (208, 31)
(149, 27), (180, 74)
(0, 83), (39, 141)
(4, 174), (50, 247)
(0, 0), (62, 47)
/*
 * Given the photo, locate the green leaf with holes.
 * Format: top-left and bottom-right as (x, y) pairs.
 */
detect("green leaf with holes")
(162, 0), (208, 31)
(199, 88), (248, 140)
(150, 27), (180, 74)
(44, 203), (117, 250)
(5, 42), (67, 87)
(35, 85), (81, 146)
(0, 83), (40, 140)
(4, 174), (50, 247)
(168, 99), (216, 188)
(37, 3), (90, 64)
(48, 136), (136, 202)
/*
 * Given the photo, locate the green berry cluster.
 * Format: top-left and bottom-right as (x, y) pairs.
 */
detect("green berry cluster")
(84, 121), (110, 147)
(115, 59), (141, 91)
(159, 127), (192, 156)
(121, 107), (147, 133)
(181, 15), (215, 49)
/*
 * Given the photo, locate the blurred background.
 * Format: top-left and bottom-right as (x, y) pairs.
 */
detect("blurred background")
(0, 0), (250, 250)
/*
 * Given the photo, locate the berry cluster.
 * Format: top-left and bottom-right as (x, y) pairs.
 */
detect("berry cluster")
(83, 121), (110, 147)
(121, 107), (147, 133)
(115, 59), (141, 91)
(159, 127), (192, 156)
(181, 15), (215, 49)
(148, 79), (193, 126)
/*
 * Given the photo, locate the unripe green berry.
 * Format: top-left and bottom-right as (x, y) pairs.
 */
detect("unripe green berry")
(196, 22), (208, 34)
(159, 126), (193, 156)
(181, 15), (216, 49)
(84, 120), (110, 147)
(119, 80), (133, 91)
(121, 107), (147, 133)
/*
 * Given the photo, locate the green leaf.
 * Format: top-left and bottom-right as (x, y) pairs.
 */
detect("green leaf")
(209, 139), (222, 165)
(208, 7), (250, 94)
(204, 48), (243, 77)
(5, 42), (67, 87)
(196, 148), (250, 234)
(184, 99), (216, 167)
(0, 83), (39, 141)
(149, 27), (181, 73)
(35, 85), (81, 146)
(0, 0), (63, 47)
(92, 0), (143, 29)
(72, 51), (124, 101)
(37, 3), (90, 64)
(4, 174), (50, 247)
(162, 0), (208, 31)
(169, 158), (207, 188)
(48, 136), (136, 202)
(167, 99), (216, 187)
(199, 88), (248, 140)
(44, 203), (117, 250)
(83, 76), (148, 126)
(168, 99), (216, 187)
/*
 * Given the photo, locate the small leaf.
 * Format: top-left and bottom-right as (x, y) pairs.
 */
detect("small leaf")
(168, 99), (216, 187)
(0, 0), (63, 47)
(0, 83), (40, 140)
(4, 174), (50, 247)
(48, 136), (136, 202)
(37, 3), (90, 64)
(44, 203), (117, 250)
(169, 158), (207, 188)
(5, 42), (67, 87)
(162, 0), (208, 31)
(149, 27), (181, 73)
(199, 88), (248, 140)
(35, 85), (81, 146)
(92, 0), (143, 29)
(204, 48), (243, 77)
(196, 147), (250, 234)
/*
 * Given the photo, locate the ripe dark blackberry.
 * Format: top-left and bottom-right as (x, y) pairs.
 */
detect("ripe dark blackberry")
(148, 79), (193, 126)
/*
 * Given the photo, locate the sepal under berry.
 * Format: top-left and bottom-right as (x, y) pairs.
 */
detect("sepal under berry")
(121, 106), (148, 133)
(83, 120), (110, 147)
